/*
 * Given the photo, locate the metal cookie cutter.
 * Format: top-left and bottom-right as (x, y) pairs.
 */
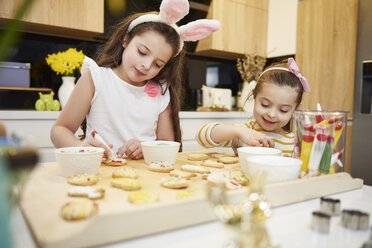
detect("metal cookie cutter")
(361, 227), (372, 248)
(341, 209), (370, 230)
(320, 197), (341, 216)
(312, 211), (331, 233)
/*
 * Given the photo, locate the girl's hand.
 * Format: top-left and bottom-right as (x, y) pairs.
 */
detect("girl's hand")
(237, 127), (275, 148)
(117, 139), (143, 160)
(81, 138), (114, 158)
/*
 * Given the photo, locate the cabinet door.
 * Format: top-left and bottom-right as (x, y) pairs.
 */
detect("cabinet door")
(296, 0), (358, 115)
(0, 0), (104, 39)
(196, 0), (268, 59)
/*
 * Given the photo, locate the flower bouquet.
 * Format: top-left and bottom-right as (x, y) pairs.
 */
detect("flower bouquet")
(45, 48), (85, 76)
(45, 48), (85, 109)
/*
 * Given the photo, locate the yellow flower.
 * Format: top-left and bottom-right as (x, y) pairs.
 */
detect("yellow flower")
(45, 48), (85, 76)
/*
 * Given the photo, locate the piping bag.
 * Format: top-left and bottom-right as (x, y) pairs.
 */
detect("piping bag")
(333, 122), (344, 150)
(308, 126), (328, 177)
(300, 131), (315, 177)
(329, 150), (343, 174)
(319, 135), (334, 174)
(316, 103), (326, 123)
(91, 130), (116, 158)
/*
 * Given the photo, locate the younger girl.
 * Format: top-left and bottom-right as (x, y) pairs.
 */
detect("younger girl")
(196, 58), (310, 156)
(51, 0), (219, 159)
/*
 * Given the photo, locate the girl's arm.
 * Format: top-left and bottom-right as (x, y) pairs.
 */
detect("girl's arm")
(156, 104), (175, 141)
(51, 71), (102, 149)
(211, 124), (274, 148)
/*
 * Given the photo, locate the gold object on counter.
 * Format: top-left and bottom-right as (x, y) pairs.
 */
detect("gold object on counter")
(207, 172), (278, 248)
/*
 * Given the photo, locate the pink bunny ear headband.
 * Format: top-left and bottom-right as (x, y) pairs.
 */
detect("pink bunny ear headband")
(259, 57), (310, 92)
(127, 0), (220, 55)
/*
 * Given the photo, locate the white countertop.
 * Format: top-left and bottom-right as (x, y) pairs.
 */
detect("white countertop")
(11, 186), (372, 248)
(0, 110), (252, 120)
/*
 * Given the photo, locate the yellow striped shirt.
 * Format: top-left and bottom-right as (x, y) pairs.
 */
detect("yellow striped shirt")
(195, 119), (295, 156)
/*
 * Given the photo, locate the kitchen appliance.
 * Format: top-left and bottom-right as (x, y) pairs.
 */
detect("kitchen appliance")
(202, 86), (232, 110)
(0, 62), (30, 88)
(351, 0), (372, 186)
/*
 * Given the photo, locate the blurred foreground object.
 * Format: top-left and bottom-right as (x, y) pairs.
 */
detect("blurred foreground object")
(0, 136), (39, 248)
(207, 172), (278, 248)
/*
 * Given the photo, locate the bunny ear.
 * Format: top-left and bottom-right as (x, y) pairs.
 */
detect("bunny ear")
(159, 0), (190, 25)
(178, 19), (220, 41)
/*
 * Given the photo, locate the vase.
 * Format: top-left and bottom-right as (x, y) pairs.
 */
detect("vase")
(58, 76), (75, 109)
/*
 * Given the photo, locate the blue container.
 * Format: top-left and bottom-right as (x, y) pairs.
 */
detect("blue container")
(0, 62), (30, 88)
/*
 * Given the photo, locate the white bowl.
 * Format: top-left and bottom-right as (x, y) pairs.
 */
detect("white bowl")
(55, 147), (104, 177)
(237, 147), (282, 175)
(245, 156), (302, 183)
(141, 140), (181, 165)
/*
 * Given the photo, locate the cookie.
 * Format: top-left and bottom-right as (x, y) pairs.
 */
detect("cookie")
(112, 167), (138, 179)
(128, 191), (159, 205)
(210, 153), (236, 159)
(160, 175), (188, 189)
(170, 170), (197, 180)
(217, 156), (239, 164)
(111, 178), (142, 191)
(61, 199), (98, 221)
(104, 158), (127, 166)
(148, 161), (174, 173)
(202, 159), (224, 168)
(67, 174), (99, 186)
(181, 164), (210, 174)
(187, 153), (209, 161)
(229, 171), (249, 186)
(67, 186), (105, 200)
(225, 179), (242, 190)
(176, 191), (196, 199)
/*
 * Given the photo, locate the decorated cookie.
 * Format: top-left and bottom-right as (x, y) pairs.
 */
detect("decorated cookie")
(187, 153), (209, 161)
(128, 191), (159, 205)
(181, 164), (210, 174)
(160, 175), (188, 189)
(206, 170), (248, 190)
(111, 178), (142, 191)
(67, 174), (99, 186)
(61, 199), (98, 221)
(170, 170), (197, 180)
(210, 153), (236, 159)
(202, 159), (224, 168)
(225, 179), (243, 190)
(218, 156), (239, 164)
(148, 161), (174, 173)
(229, 170), (249, 186)
(112, 167), (138, 179)
(67, 186), (105, 200)
(104, 157), (127, 166)
(176, 191), (196, 199)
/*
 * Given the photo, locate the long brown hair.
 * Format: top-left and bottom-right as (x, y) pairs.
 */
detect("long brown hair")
(252, 59), (304, 132)
(82, 12), (184, 148)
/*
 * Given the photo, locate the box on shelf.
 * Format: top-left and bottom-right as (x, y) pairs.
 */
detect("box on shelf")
(0, 62), (31, 88)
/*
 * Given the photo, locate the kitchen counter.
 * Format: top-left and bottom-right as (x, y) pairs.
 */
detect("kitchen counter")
(11, 185), (372, 248)
(0, 110), (253, 161)
(0, 110), (251, 119)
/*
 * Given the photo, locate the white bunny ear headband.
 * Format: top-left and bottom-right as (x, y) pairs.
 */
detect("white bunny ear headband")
(127, 0), (220, 55)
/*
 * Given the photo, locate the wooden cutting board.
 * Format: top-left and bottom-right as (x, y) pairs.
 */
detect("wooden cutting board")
(20, 152), (363, 248)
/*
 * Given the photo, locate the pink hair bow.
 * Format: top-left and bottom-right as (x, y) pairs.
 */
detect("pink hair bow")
(288, 58), (310, 92)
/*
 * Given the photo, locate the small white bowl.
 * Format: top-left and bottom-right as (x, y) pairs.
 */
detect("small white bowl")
(237, 147), (282, 175)
(55, 147), (104, 177)
(141, 140), (181, 165)
(245, 156), (302, 183)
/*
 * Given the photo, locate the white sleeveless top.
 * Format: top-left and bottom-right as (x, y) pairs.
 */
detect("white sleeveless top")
(81, 57), (170, 152)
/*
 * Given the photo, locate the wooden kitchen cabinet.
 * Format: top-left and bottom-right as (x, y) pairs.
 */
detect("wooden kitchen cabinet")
(0, 0), (104, 39)
(296, 0), (358, 116)
(195, 0), (269, 59)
